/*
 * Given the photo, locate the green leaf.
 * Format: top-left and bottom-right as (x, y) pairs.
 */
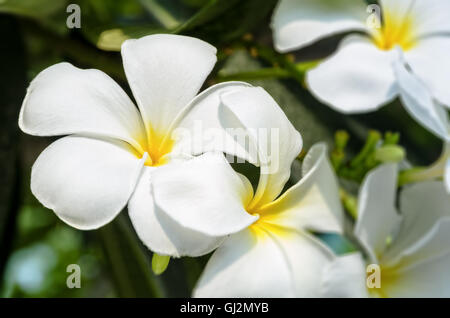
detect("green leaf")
(0, 15), (27, 278)
(98, 214), (164, 297)
(0, 0), (67, 18)
(152, 254), (171, 275)
(174, 0), (240, 33)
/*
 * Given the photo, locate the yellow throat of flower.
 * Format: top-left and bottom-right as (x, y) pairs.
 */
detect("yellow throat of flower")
(372, 10), (417, 51)
(133, 127), (174, 167)
(246, 203), (292, 240)
(367, 263), (400, 298)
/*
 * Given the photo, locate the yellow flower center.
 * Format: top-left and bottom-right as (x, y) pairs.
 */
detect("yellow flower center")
(132, 126), (174, 167)
(246, 204), (291, 240)
(372, 9), (417, 51)
(367, 262), (400, 298)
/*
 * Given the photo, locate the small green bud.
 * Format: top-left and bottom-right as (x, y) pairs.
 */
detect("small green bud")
(374, 145), (405, 163)
(335, 130), (350, 150)
(152, 254), (170, 275)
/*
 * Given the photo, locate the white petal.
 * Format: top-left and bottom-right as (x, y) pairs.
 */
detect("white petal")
(219, 86), (303, 208)
(271, 0), (368, 52)
(271, 231), (335, 297)
(19, 63), (146, 151)
(381, 0), (450, 37)
(151, 152), (257, 237)
(170, 81), (256, 163)
(380, 0), (415, 19)
(321, 253), (369, 298)
(31, 136), (145, 230)
(381, 246), (450, 297)
(128, 167), (224, 257)
(405, 37), (450, 108)
(382, 181), (450, 267)
(193, 228), (295, 297)
(393, 57), (450, 141)
(256, 143), (343, 234)
(354, 164), (402, 263)
(121, 34), (217, 134)
(307, 35), (398, 113)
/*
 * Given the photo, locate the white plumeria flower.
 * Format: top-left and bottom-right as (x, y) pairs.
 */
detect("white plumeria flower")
(394, 59), (450, 193)
(146, 87), (345, 297)
(322, 164), (450, 297)
(19, 34), (259, 258)
(271, 0), (450, 119)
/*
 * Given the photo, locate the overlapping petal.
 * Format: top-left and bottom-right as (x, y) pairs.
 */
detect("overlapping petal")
(193, 228), (295, 297)
(19, 62), (146, 152)
(271, 0), (368, 52)
(194, 226), (334, 297)
(380, 250), (450, 298)
(307, 35), (398, 113)
(393, 58), (450, 142)
(382, 181), (450, 267)
(150, 152), (257, 237)
(382, 0), (450, 38)
(320, 253), (369, 298)
(405, 37), (450, 108)
(31, 136), (146, 230)
(271, 230), (334, 297)
(219, 86), (303, 208)
(170, 81), (255, 163)
(128, 167), (224, 257)
(121, 34), (217, 135)
(256, 143), (343, 234)
(354, 164), (402, 262)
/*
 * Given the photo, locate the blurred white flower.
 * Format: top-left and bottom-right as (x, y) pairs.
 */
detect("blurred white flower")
(394, 59), (450, 192)
(19, 34), (257, 258)
(322, 164), (450, 297)
(271, 0), (450, 120)
(150, 87), (345, 297)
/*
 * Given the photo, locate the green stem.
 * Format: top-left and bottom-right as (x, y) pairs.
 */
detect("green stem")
(398, 145), (448, 186)
(340, 188), (358, 220)
(217, 67), (291, 82)
(349, 130), (381, 168)
(225, 40), (321, 84)
(99, 225), (136, 297)
(139, 0), (180, 29)
(117, 216), (164, 297)
(398, 165), (445, 186)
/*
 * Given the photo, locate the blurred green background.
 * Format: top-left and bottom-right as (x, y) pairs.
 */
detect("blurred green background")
(0, 0), (442, 297)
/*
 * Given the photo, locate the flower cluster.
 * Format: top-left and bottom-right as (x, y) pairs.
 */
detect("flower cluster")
(19, 0), (450, 298)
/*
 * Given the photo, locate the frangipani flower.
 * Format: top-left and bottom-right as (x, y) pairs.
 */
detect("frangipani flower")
(19, 34), (257, 257)
(394, 59), (450, 193)
(147, 87), (345, 297)
(323, 164), (450, 297)
(272, 0), (450, 118)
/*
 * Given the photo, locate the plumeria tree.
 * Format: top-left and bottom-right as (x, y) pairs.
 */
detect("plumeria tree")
(0, 0), (449, 298)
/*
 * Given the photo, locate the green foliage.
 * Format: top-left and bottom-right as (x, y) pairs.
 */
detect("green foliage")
(0, 0), (67, 18)
(332, 130), (406, 183)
